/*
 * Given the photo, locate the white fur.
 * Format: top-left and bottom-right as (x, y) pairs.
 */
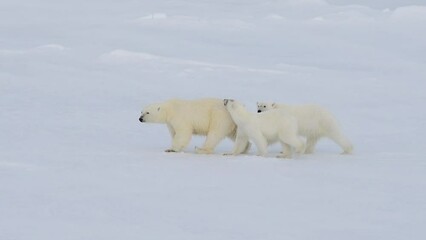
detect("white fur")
(139, 98), (249, 153)
(225, 99), (305, 158)
(257, 102), (353, 154)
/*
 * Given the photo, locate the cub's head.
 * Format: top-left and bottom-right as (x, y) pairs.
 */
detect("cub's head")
(257, 102), (276, 113)
(139, 103), (167, 123)
(224, 99), (245, 113)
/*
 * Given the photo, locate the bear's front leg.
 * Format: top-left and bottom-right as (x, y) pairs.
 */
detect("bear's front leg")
(166, 128), (192, 153)
(167, 124), (176, 138)
(249, 131), (268, 157)
(165, 125), (177, 152)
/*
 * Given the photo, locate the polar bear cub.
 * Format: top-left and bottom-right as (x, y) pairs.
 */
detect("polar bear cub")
(139, 98), (249, 154)
(257, 102), (353, 154)
(224, 99), (305, 158)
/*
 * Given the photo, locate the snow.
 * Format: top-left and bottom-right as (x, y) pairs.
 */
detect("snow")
(391, 5), (426, 22)
(1, 0), (426, 239)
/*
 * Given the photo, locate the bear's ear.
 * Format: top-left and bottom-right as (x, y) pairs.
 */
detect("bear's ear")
(157, 107), (160, 111)
(272, 103), (276, 107)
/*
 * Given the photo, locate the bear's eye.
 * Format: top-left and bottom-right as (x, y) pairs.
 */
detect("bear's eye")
(146, 112), (150, 114)
(263, 105), (266, 108)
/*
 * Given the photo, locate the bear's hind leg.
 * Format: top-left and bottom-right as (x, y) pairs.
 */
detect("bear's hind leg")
(195, 131), (224, 154)
(327, 129), (353, 154)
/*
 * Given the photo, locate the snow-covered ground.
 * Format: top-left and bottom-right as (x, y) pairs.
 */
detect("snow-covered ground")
(1, 0), (425, 239)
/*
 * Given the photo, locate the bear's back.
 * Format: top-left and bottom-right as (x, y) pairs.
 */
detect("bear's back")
(166, 98), (232, 135)
(168, 98), (224, 117)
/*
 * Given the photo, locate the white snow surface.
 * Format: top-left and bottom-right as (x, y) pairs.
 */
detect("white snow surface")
(1, 0), (425, 239)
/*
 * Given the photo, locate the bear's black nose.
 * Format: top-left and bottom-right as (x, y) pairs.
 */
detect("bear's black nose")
(139, 117), (144, 122)
(257, 110), (262, 113)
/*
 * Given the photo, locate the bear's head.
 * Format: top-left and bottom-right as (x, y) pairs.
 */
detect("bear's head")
(257, 102), (276, 113)
(224, 99), (246, 113)
(139, 103), (167, 123)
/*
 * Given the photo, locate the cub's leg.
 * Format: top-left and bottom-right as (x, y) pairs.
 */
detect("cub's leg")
(278, 128), (305, 158)
(225, 131), (249, 156)
(278, 143), (293, 158)
(249, 131), (268, 157)
(305, 137), (319, 154)
(228, 129), (251, 154)
(327, 128), (353, 154)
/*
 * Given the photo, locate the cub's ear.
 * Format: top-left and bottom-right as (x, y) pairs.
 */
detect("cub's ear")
(157, 107), (160, 111)
(272, 103), (276, 107)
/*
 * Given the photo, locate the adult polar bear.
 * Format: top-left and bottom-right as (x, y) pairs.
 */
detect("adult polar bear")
(139, 98), (249, 153)
(224, 99), (305, 158)
(257, 102), (353, 154)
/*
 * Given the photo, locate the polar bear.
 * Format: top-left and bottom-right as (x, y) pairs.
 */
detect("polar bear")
(257, 102), (353, 154)
(224, 99), (305, 158)
(139, 98), (250, 154)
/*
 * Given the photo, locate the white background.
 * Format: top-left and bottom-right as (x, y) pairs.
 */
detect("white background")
(1, 0), (425, 239)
